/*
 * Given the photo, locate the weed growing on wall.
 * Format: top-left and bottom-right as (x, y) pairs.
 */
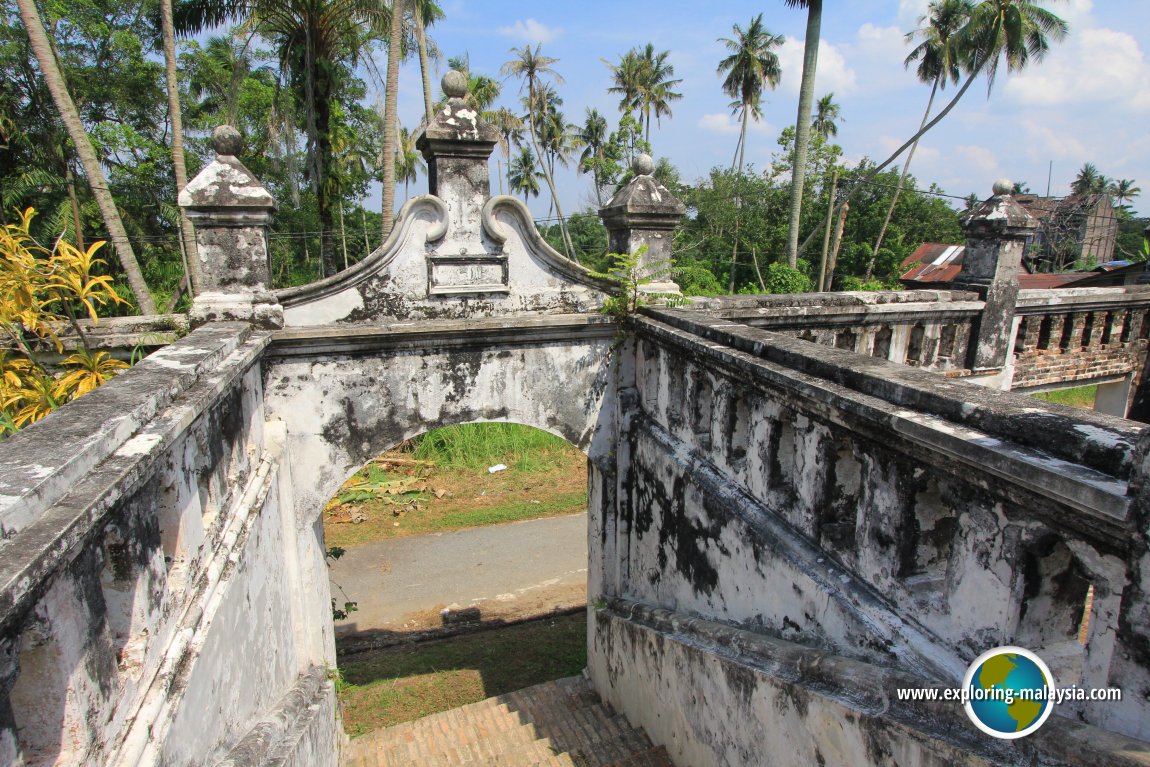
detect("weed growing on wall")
(589, 246), (685, 323)
(326, 545), (359, 620)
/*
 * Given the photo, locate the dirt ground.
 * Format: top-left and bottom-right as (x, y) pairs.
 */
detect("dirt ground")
(323, 449), (588, 549)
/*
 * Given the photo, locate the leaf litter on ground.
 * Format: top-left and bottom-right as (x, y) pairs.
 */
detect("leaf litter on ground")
(325, 459), (449, 525)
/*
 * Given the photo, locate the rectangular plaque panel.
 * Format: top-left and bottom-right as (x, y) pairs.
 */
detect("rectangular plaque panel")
(428, 255), (509, 296)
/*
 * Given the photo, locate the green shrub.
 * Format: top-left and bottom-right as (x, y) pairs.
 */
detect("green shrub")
(764, 262), (812, 294)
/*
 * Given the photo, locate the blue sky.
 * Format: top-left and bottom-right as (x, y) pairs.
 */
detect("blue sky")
(378, 0), (1150, 218)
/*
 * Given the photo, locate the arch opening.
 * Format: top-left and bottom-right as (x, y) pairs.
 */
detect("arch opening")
(320, 422), (593, 738)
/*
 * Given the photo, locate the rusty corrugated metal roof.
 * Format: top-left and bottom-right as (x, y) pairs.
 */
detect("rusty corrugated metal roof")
(899, 243), (964, 284)
(899, 242), (1088, 288)
(1019, 273), (1086, 289)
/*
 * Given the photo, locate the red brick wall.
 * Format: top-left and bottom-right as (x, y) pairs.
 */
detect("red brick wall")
(1012, 340), (1148, 389)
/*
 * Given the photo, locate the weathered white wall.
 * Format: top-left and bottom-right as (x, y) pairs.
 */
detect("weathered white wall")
(589, 602), (1150, 767)
(588, 308), (1148, 762)
(261, 317), (618, 526)
(277, 196), (610, 326)
(0, 327), (337, 767)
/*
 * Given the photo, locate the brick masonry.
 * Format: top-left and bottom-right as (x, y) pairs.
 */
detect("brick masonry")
(1013, 341), (1148, 388)
(342, 676), (673, 767)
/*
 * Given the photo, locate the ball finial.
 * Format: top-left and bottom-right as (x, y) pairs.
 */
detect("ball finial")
(211, 125), (243, 157)
(992, 177), (1014, 196)
(442, 70), (468, 99)
(633, 153), (654, 176)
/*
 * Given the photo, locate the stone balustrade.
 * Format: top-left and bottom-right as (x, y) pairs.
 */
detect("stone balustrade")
(1012, 288), (1150, 394)
(691, 290), (983, 372)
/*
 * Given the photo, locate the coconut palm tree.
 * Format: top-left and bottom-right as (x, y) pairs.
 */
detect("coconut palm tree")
(327, 123), (375, 269)
(161, 0), (201, 296)
(501, 44), (574, 257)
(442, 55), (500, 112)
(876, 0), (1068, 177)
(177, 0), (392, 277)
(412, 0), (444, 125)
(381, 0), (405, 243)
(797, 0), (1069, 264)
(811, 93), (842, 139)
(509, 146), (542, 203)
(605, 49), (644, 120)
(487, 107), (524, 196)
(528, 85), (573, 219)
(1071, 162), (1102, 195)
(717, 14), (784, 293)
(605, 44), (682, 146)
(783, 0), (823, 268)
(15, 0), (157, 313)
(868, 0), (972, 278)
(186, 34), (254, 124)
(717, 14), (784, 177)
(1113, 179), (1142, 206)
(574, 108), (611, 207)
(467, 73), (500, 112)
(635, 44), (682, 145)
(395, 125), (424, 202)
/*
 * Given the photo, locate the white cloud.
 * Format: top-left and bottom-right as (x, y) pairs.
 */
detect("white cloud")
(853, 23), (912, 75)
(497, 19), (560, 44)
(1021, 120), (1088, 161)
(877, 136), (941, 167)
(779, 37), (856, 97)
(1003, 27), (1150, 112)
(699, 113), (740, 135)
(1058, 0), (1095, 29)
(858, 23), (904, 48)
(698, 112), (774, 136)
(898, 0), (930, 29)
(956, 145), (1000, 175)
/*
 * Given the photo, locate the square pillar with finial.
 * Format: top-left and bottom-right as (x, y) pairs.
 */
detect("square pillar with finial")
(598, 155), (686, 295)
(416, 70), (500, 251)
(955, 178), (1038, 372)
(178, 125), (282, 329)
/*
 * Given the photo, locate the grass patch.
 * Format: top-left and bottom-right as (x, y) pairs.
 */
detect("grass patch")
(1031, 384), (1098, 410)
(338, 612), (587, 736)
(324, 423), (588, 549)
(407, 422), (574, 472)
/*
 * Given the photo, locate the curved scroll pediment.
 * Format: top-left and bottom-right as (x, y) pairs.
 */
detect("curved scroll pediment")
(276, 192), (612, 327)
(482, 195), (616, 292)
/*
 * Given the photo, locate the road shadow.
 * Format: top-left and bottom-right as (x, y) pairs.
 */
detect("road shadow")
(336, 603), (584, 659)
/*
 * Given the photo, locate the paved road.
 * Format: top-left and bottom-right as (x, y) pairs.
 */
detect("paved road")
(329, 513), (588, 636)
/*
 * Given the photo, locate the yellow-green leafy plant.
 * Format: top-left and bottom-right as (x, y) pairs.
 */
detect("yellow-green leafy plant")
(1, 208), (128, 435)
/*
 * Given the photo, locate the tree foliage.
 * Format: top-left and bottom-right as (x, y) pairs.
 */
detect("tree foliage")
(668, 126), (962, 293)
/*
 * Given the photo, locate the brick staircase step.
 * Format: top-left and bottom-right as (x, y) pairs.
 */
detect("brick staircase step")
(343, 676), (669, 767)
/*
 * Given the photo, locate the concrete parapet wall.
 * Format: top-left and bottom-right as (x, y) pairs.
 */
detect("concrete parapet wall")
(261, 314), (619, 524)
(590, 600), (1150, 767)
(689, 288), (1150, 406)
(0, 325), (334, 766)
(1010, 292), (1150, 416)
(592, 305), (1149, 756)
